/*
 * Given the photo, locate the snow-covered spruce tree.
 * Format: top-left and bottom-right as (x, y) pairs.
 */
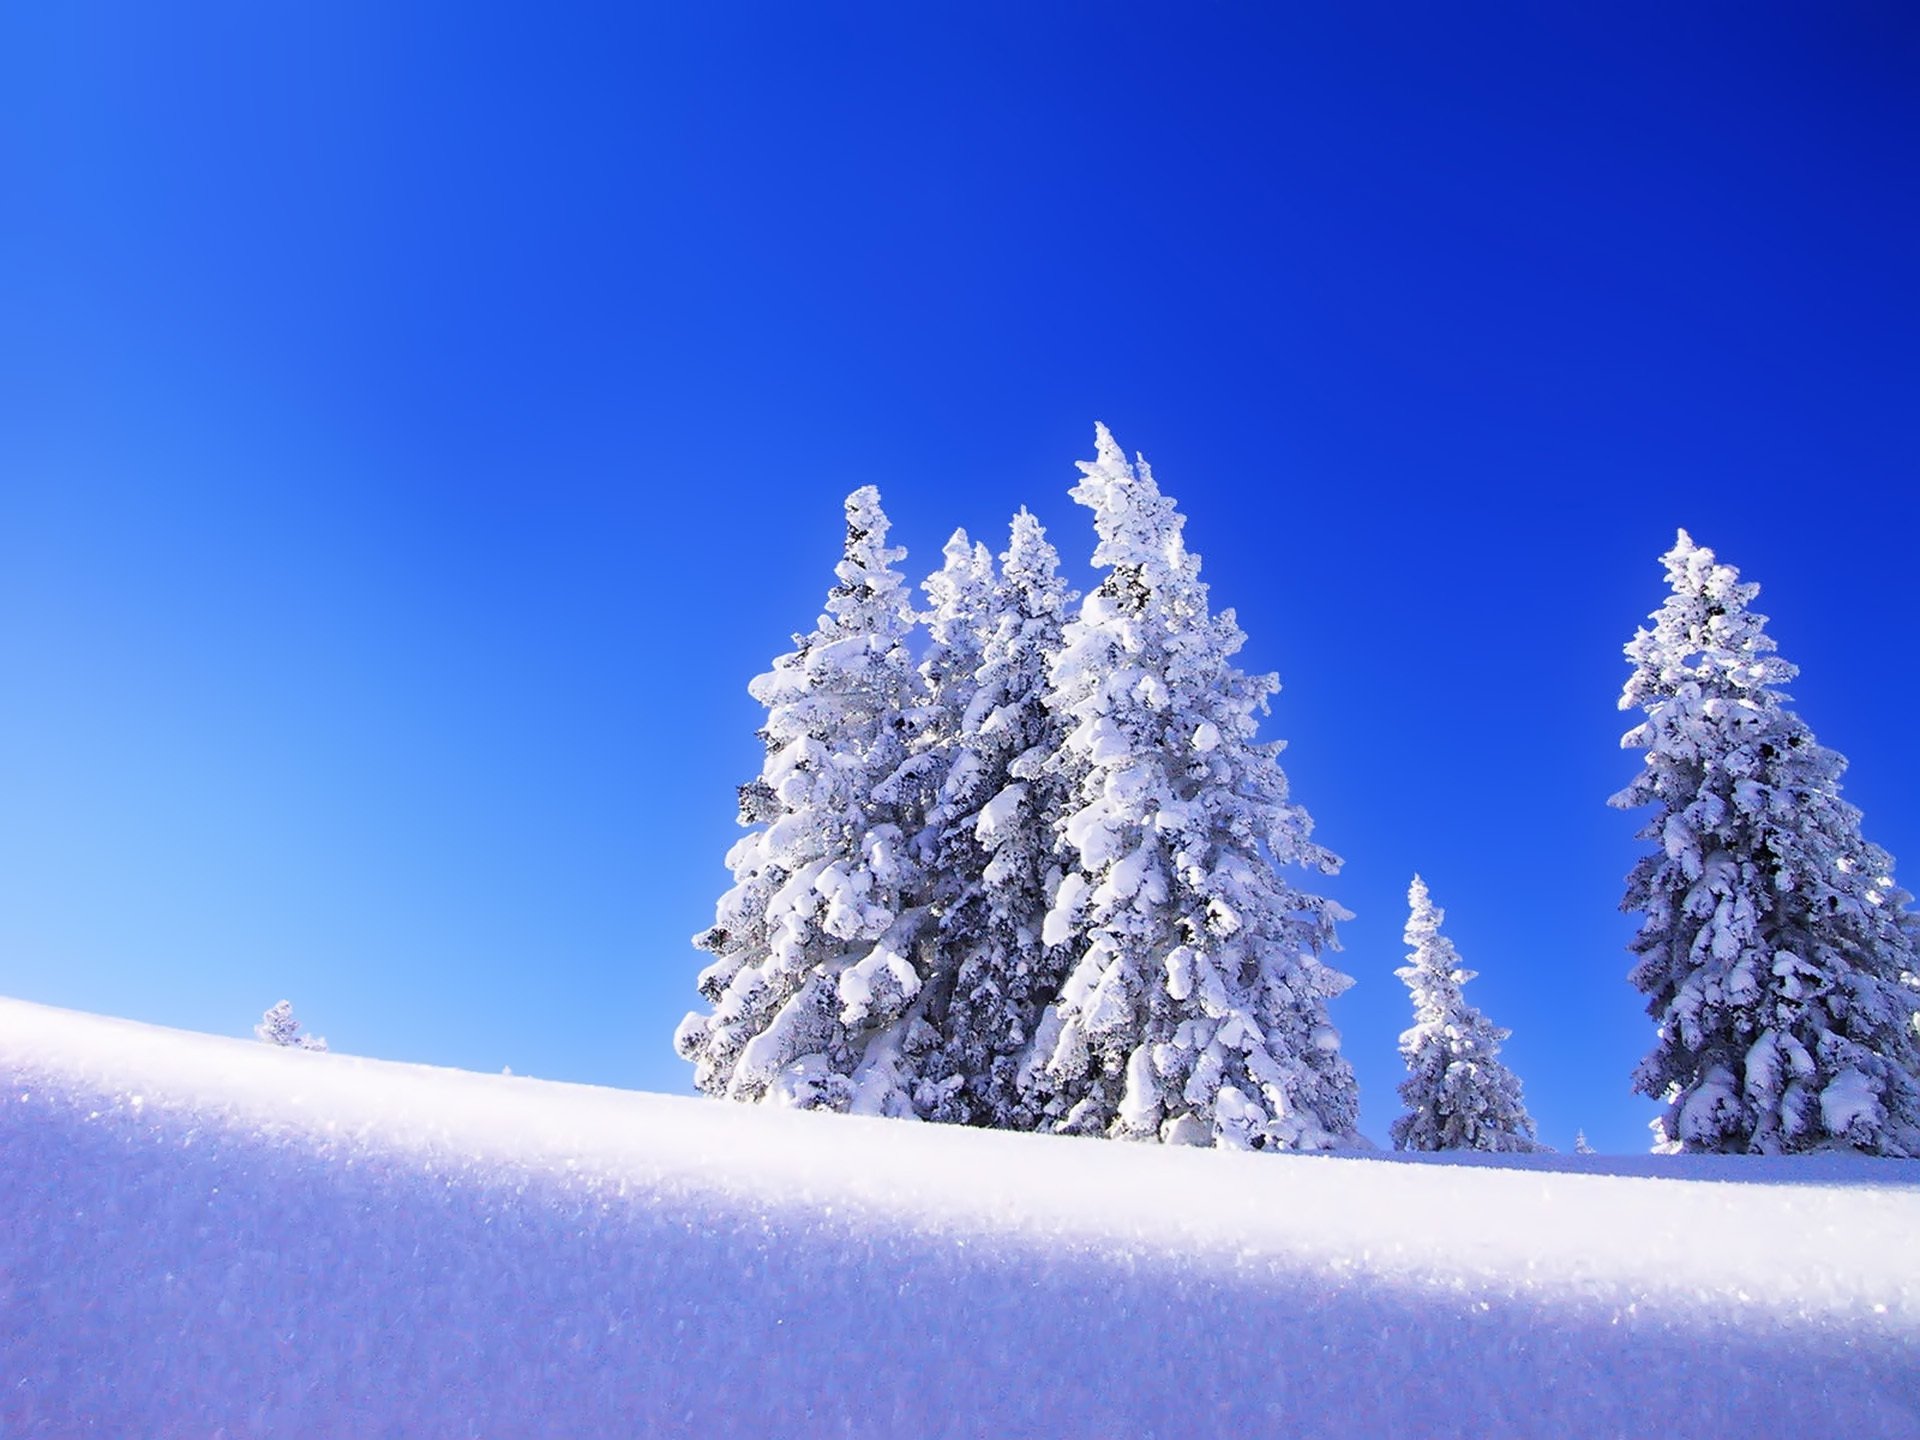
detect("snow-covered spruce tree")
(1023, 425), (1358, 1150)
(1390, 875), (1542, 1153)
(255, 1000), (327, 1052)
(1613, 530), (1920, 1155)
(907, 527), (997, 880)
(676, 487), (934, 1115)
(894, 527), (997, 1122)
(915, 510), (1078, 1128)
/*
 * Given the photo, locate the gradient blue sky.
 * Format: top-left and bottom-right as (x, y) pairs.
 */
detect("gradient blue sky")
(3, 5), (1915, 1150)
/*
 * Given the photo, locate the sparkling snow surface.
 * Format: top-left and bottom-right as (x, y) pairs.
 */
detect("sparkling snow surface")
(3, 999), (1917, 1438)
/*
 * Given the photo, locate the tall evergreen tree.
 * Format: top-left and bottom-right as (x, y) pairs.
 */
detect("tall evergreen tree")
(917, 510), (1077, 1127)
(1390, 875), (1542, 1153)
(676, 487), (932, 1115)
(898, 527), (998, 1121)
(906, 527), (999, 898)
(1023, 425), (1358, 1150)
(1613, 530), (1920, 1155)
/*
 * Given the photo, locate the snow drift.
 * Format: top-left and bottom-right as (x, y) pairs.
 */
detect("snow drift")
(2, 997), (1916, 1438)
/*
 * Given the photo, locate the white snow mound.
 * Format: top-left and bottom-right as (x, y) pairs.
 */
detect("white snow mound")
(2, 997), (1917, 1438)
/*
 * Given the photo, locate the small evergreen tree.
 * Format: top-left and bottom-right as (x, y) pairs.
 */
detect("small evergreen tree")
(1023, 425), (1357, 1150)
(1390, 875), (1542, 1153)
(1613, 531), (1920, 1155)
(1573, 1130), (1595, 1155)
(676, 487), (933, 1115)
(255, 1000), (326, 1052)
(917, 510), (1077, 1127)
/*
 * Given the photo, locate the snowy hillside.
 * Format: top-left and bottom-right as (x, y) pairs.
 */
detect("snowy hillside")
(3, 999), (1916, 1438)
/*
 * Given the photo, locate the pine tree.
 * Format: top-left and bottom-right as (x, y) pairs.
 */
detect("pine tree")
(1390, 875), (1542, 1153)
(1023, 425), (1358, 1150)
(908, 527), (999, 901)
(1573, 1130), (1595, 1155)
(1613, 530), (1920, 1156)
(255, 1000), (326, 1052)
(676, 487), (933, 1115)
(917, 510), (1077, 1127)
(919, 528), (997, 744)
(899, 527), (998, 1122)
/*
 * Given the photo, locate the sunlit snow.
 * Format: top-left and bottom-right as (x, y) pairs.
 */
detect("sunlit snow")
(2, 997), (1916, 1438)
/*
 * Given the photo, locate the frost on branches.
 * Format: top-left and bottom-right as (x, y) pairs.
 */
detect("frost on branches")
(255, 1000), (326, 1052)
(1612, 531), (1920, 1156)
(1024, 425), (1357, 1150)
(676, 487), (932, 1116)
(1390, 876), (1541, 1153)
(916, 511), (1077, 1128)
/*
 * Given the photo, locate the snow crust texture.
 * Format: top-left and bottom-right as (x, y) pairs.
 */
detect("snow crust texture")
(5, 999), (1919, 1439)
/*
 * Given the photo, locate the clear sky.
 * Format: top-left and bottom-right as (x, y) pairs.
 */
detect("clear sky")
(2, 5), (1915, 1152)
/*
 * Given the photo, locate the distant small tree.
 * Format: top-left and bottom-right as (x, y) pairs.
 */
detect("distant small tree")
(1391, 875), (1543, 1153)
(255, 1000), (327, 1052)
(1573, 1130), (1595, 1155)
(1613, 531), (1920, 1155)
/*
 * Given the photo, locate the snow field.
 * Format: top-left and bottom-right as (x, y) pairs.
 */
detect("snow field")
(3, 998), (1917, 1438)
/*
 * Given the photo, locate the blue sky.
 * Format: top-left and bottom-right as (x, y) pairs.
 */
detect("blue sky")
(2, 5), (1915, 1151)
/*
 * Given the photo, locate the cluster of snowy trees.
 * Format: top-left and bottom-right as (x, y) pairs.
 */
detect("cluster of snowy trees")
(675, 426), (1358, 1150)
(679, 429), (1920, 1158)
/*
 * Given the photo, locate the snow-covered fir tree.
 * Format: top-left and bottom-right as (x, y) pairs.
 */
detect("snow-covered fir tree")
(915, 510), (1077, 1127)
(1573, 1130), (1595, 1155)
(1613, 530), (1920, 1156)
(676, 487), (934, 1115)
(895, 527), (997, 1121)
(1390, 875), (1542, 1153)
(255, 1000), (326, 1052)
(1022, 425), (1358, 1150)
(891, 528), (997, 854)
(919, 527), (996, 733)
(905, 527), (998, 894)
